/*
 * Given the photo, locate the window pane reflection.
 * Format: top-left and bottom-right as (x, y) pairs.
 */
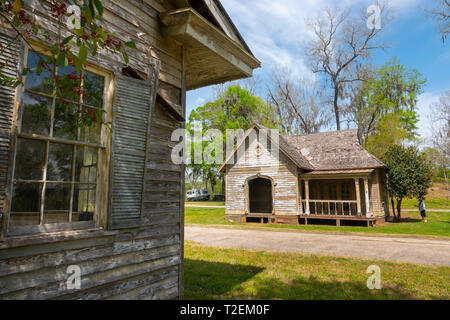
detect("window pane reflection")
(43, 183), (70, 224)
(75, 146), (97, 183)
(57, 65), (81, 102)
(25, 50), (53, 95)
(47, 143), (73, 181)
(21, 91), (51, 136)
(83, 71), (104, 108)
(72, 184), (96, 222)
(53, 100), (79, 140)
(14, 138), (45, 180)
(10, 183), (42, 226)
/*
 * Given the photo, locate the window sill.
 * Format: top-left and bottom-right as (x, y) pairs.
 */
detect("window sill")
(0, 227), (117, 251)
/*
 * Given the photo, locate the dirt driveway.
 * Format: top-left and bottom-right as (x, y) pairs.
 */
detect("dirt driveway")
(185, 226), (450, 266)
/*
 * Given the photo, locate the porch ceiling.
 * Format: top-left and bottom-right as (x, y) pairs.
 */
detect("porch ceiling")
(160, 8), (261, 90)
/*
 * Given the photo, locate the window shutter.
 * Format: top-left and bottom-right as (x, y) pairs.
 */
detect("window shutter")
(108, 66), (159, 229)
(0, 32), (21, 230)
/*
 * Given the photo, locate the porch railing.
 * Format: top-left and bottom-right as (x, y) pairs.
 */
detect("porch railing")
(301, 200), (358, 216)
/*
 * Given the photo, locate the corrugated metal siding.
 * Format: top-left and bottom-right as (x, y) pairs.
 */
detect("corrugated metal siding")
(0, 32), (20, 220)
(109, 71), (158, 229)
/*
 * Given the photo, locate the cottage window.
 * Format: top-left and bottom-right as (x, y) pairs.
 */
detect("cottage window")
(341, 183), (351, 200)
(6, 48), (110, 233)
(328, 185), (337, 200)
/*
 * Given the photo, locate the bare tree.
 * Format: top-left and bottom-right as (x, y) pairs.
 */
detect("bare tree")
(430, 91), (450, 206)
(428, 0), (450, 43)
(305, 3), (389, 130)
(267, 66), (331, 135)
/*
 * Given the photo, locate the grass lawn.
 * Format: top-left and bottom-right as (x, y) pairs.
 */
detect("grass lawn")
(185, 201), (225, 206)
(401, 183), (449, 209)
(185, 241), (450, 300)
(401, 198), (449, 210)
(185, 207), (450, 238)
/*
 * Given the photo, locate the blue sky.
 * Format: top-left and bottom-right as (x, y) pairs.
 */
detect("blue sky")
(186, 0), (450, 142)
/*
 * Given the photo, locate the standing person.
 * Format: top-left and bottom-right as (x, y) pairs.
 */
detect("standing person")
(419, 199), (427, 223)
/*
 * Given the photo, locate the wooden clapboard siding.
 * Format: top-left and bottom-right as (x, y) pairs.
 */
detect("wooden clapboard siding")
(23, 0), (183, 88)
(226, 136), (298, 215)
(143, 101), (182, 222)
(370, 169), (384, 217)
(0, 228), (180, 299)
(0, 0), (185, 299)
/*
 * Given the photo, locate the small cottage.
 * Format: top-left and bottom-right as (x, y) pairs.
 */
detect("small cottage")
(220, 124), (389, 227)
(0, 0), (259, 299)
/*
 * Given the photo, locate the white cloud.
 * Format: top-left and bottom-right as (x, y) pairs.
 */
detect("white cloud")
(195, 97), (206, 105)
(221, 0), (426, 78)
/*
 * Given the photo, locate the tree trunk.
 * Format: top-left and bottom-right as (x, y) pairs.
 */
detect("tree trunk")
(391, 197), (396, 219)
(333, 86), (341, 131)
(396, 199), (402, 221)
(222, 175), (225, 195)
(444, 166), (449, 207)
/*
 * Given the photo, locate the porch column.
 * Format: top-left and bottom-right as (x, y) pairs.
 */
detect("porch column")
(298, 175), (303, 215)
(354, 178), (362, 216)
(364, 178), (372, 217)
(304, 179), (310, 215)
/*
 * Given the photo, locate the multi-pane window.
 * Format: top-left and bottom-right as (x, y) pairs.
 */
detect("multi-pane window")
(328, 185), (337, 200)
(9, 49), (107, 227)
(341, 183), (351, 200)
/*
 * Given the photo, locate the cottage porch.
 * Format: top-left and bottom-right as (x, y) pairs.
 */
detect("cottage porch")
(299, 170), (375, 218)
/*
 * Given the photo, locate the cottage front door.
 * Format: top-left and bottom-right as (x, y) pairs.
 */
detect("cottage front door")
(249, 178), (273, 214)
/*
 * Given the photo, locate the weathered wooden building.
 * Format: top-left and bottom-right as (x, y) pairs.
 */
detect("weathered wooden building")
(220, 124), (389, 227)
(0, 0), (259, 299)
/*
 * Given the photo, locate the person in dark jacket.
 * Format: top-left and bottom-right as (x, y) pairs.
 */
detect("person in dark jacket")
(419, 199), (427, 222)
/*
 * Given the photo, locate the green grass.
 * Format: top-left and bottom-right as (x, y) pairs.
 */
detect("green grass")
(185, 207), (450, 238)
(185, 241), (450, 300)
(185, 201), (225, 206)
(401, 198), (449, 210)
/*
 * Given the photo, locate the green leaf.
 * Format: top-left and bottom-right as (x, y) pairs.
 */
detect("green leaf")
(79, 44), (87, 63)
(93, 0), (104, 16)
(12, 0), (21, 14)
(82, 6), (92, 24)
(122, 50), (129, 64)
(56, 53), (66, 67)
(88, 0), (95, 18)
(62, 35), (74, 46)
(124, 41), (136, 49)
(72, 56), (83, 73)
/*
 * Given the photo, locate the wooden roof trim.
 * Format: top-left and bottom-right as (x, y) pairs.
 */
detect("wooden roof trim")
(160, 8), (261, 69)
(156, 93), (185, 121)
(218, 124), (313, 173)
(301, 169), (374, 176)
(202, 0), (256, 57)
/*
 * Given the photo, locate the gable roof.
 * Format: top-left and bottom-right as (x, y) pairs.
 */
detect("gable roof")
(220, 126), (385, 173)
(218, 124), (314, 172)
(284, 129), (385, 171)
(188, 0), (255, 57)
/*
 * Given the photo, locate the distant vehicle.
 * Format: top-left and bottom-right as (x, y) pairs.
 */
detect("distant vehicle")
(186, 189), (210, 201)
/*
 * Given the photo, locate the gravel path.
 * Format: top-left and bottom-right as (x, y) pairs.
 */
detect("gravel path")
(185, 226), (450, 266)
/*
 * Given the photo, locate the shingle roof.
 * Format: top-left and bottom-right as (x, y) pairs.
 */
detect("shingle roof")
(219, 125), (385, 173)
(284, 129), (385, 171)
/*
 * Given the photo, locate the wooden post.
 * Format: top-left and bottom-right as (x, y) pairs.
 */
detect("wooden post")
(364, 178), (372, 217)
(305, 179), (310, 215)
(354, 178), (362, 216)
(298, 176), (303, 215)
(178, 47), (187, 300)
